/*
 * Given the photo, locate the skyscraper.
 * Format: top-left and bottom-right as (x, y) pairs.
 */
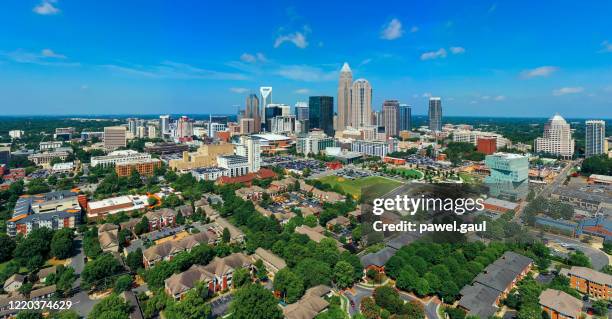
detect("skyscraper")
(398, 104), (412, 132)
(350, 79), (372, 129)
(535, 114), (574, 159)
(177, 116), (194, 138)
(245, 94), (261, 132)
(585, 120), (606, 158)
(264, 104), (282, 131)
(309, 96), (334, 136)
(236, 136), (261, 173)
(159, 115), (170, 135)
(260, 87), (272, 130)
(428, 97), (442, 131)
(382, 100), (400, 137)
(104, 126), (127, 150)
(337, 62), (353, 131)
(295, 102), (309, 121)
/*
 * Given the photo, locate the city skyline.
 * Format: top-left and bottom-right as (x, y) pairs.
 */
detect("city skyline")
(1, 1), (612, 118)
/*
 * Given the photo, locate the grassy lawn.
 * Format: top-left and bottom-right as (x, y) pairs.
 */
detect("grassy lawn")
(318, 175), (402, 199)
(458, 172), (478, 184)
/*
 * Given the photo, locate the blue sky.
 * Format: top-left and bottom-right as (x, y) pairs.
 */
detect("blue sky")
(1, 1), (611, 118)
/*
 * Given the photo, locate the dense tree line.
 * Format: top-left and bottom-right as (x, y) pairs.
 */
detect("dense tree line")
(581, 155), (612, 175)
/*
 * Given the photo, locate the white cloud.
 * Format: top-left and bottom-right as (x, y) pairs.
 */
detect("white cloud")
(450, 46), (466, 54)
(422, 92), (432, 98)
(359, 58), (372, 66)
(276, 65), (336, 82)
(410, 26), (419, 33)
(240, 52), (267, 63)
(274, 31), (308, 49)
(521, 66), (558, 78)
(481, 95), (490, 100)
(230, 88), (249, 94)
(2, 49), (76, 66)
(494, 95), (506, 101)
(599, 40), (612, 53)
(553, 87), (584, 96)
(294, 88), (310, 94)
(420, 48), (447, 60)
(33, 0), (60, 15)
(41, 48), (65, 58)
(81, 85), (89, 90)
(381, 18), (404, 40)
(102, 61), (247, 80)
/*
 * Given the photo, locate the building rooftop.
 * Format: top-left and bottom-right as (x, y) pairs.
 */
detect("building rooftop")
(458, 282), (499, 318)
(567, 266), (612, 286)
(539, 289), (582, 319)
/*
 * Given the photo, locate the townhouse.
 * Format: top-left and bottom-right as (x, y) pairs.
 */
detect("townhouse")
(145, 209), (177, 232)
(458, 252), (533, 317)
(98, 223), (120, 253)
(164, 253), (252, 299)
(283, 285), (332, 319)
(143, 231), (217, 268)
(539, 289), (583, 319)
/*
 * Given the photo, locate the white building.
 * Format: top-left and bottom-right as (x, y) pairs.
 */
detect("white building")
(236, 136), (261, 172)
(160, 115), (170, 136)
(585, 120), (606, 158)
(147, 125), (157, 139)
(91, 150), (152, 167)
(453, 130), (510, 149)
(39, 141), (63, 151)
(296, 131), (336, 155)
(190, 167), (230, 181)
(535, 114), (574, 159)
(9, 130), (24, 139)
(351, 139), (398, 157)
(217, 155), (249, 177)
(270, 115), (296, 134)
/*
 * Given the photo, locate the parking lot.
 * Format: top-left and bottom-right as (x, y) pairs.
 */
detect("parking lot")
(210, 294), (233, 318)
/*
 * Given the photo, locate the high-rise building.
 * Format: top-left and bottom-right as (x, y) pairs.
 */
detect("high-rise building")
(128, 118), (138, 135)
(350, 79), (372, 128)
(398, 104), (412, 132)
(337, 62), (353, 131)
(585, 120), (606, 158)
(147, 125), (157, 139)
(428, 97), (442, 131)
(535, 114), (574, 159)
(265, 104), (283, 130)
(236, 136), (261, 173)
(309, 96), (334, 137)
(295, 102), (309, 120)
(160, 115), (170, 135)
(270, 115), (296, 134)
(245, 94), (261, 132)
(260, 87), (272, 130)
(279, 104), (291, 117)
(177, 116), (194, 138)
(240, 118), (255, 135)
(382, 100), (400, 137)
(296, 131), (336, 155)
(485, 153), (529, 200)
(136, 126), (147, 139)
(104, 126), (127, 150)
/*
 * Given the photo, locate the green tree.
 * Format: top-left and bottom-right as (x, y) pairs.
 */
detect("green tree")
(52, 310), (79, 319)
(333, 260), (355, 289)
(0, 233), (16, 262)
(16, 311), (43, 319)
(89, 293), (130, 319)
(114, 274), (133, 293)
(232, 267), (251, 288)
(164, 289), (211, 319)
(273, 268), (304, 303)
(51, 228), (75, 260)
(222, 228), (231, 243)
(230, 284), (283, 319)
(81, 253), (123, 288)
(126, 248), (144, 271)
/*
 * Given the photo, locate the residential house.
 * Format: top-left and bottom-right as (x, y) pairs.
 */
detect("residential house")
(539, 289), (583, 319)
(268, 177), (297, 194)
(143, 231), (217, 268)
(164, 253), (252, 299)
(283, 285), (332, 319)
(253, 248), (287, 275)
(234, 186), (266, 201)
(36, 266), (57, 283)
(298, 180), (345, 203)
(30, 285), (56, 301)
(295, 225), (345, 251)
(98, 223), (120, 253)
(326, 216), (350, 230)
(145, 208), (177, 232)
(3, 274), (25, 293)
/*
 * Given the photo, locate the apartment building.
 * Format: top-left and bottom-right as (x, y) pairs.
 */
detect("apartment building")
(144, 208), (177, 232)
(91, 150), (152, 168)
(143, 231), (218, 268)
(563, 266), (612, 300)
(115, 158), (162, 177)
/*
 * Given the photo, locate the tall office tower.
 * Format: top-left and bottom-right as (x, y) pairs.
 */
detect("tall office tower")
(382, 100), (400, 137)
(337, 62), (353, 131)
(309, 96), (334, 137)
(104, 126), (127, 150)
(245, 94), (261, 132)
(279, 104), (291, 117)
(260, 87), (272, 130)
(236, 136), (261, 173)
(127, 118), (138, 135)
(535, 114), (575, 159)
(136, 126), (147, 139)
(585, 120), (606, 158)
(264, 104), (282, 130)
(350, 79), (372, 128)
(295, 102), (310, 132)
(428, 97), (442, 132)
(147, 125), (157, 139)
(177, 116), (194, 138)
(240, 118), (255, 134)
(398, 104), (412, 131)
(159, 115), (170, 135)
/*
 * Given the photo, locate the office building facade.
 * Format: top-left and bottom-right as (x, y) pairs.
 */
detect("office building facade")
(308, 96), (334, 137)
(337, 62), (353, 131)
(351, 79), (372, 129)
(428, 97), (442, 131)
(382, 100), (400, 137)
(535, 114), (574, 159)
(585, 120), (606, 158)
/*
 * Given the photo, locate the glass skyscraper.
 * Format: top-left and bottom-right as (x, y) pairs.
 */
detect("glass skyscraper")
(428, 97), (442, 131)
(398, 104), (412, 132)
(308, 96), (334, 137)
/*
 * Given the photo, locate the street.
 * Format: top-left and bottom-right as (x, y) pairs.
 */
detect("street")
(534, 231), (609, 270)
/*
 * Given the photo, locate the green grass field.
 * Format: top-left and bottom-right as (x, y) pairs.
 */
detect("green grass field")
(318, 175), (403, 199)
